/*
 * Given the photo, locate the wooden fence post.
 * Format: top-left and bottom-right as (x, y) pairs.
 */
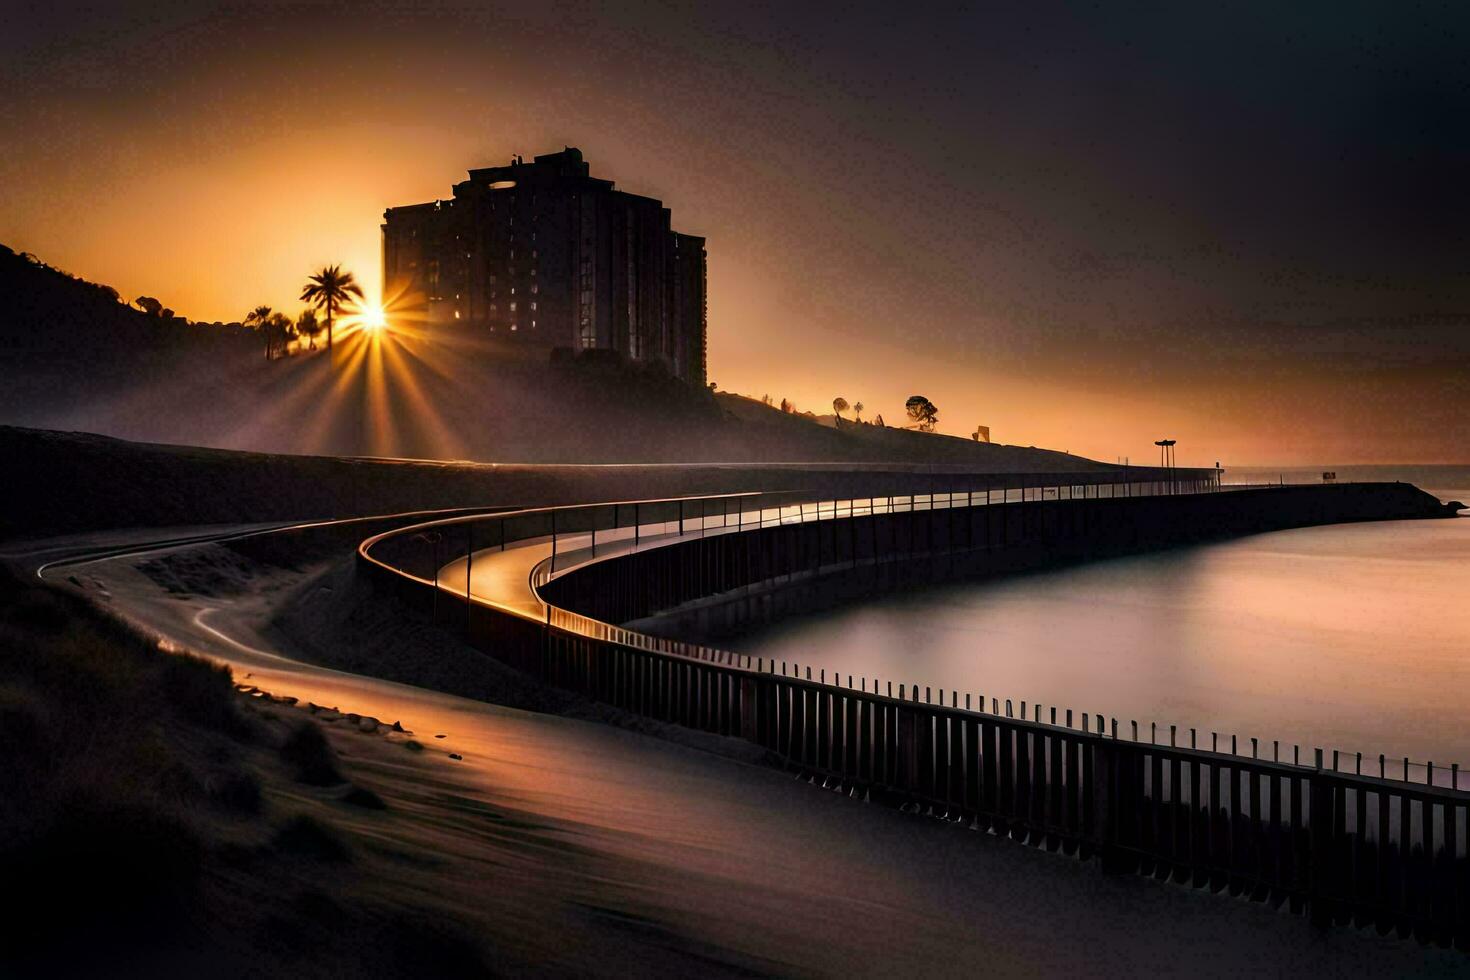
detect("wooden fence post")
(1309, 750), (1335, 927)
(897, 706), (919, 796)
(739, 675), (759, 741)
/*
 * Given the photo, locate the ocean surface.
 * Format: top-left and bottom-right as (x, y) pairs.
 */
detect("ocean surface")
(729, 466), (1470, 771)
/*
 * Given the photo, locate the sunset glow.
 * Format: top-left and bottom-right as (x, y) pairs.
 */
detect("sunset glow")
(359, 303), (387, 332)
(2, 4), (1468, 465)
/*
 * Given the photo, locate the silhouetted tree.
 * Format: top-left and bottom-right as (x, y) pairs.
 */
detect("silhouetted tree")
(135, 296), (163, 316)
(268, 312), (296, 358)
(905, 395), (938, 432)
(244, 305), (274, 359)
(296, 309), (322, 350)
(762, 394), (773, 406)
(300, 265), (363, 351)
(832, 396), (849, 426)
(780, 397), (792, 413)
(853, 401), (864, 423)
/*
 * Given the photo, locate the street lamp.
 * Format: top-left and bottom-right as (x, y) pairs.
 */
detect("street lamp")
(1154, 439), (1177, 493)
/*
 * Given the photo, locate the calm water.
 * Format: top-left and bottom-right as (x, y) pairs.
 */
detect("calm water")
(731, 467), (1470, 768)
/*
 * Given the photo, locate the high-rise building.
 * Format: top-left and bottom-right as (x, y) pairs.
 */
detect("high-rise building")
(381, 148), (707, 385)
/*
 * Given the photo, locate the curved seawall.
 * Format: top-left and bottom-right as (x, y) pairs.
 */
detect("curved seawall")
(359, 481), (1466, 945)
(540, 482), (1453, 629)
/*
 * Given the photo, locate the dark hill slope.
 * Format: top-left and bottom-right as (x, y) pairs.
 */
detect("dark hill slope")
(0, 243), (1110, 468)
(0, 426), (1157, 541)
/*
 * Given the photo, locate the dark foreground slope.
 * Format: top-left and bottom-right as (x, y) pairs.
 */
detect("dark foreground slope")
(0, 570), (489, 977)
(0, 243), (1098, 466)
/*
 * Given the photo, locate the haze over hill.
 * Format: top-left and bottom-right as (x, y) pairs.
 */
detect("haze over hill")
(0, 244), (1106, 469)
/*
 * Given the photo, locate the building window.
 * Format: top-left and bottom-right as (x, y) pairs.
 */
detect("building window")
(511, 323), (518, 331)
(530, 301), (537, 311)
(579, 254), (595, 349)
(509, 302), (517, 312)
(626, 223), (640, 359)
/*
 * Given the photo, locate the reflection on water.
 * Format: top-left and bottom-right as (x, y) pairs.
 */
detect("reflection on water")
(732, 483), (1470, 767)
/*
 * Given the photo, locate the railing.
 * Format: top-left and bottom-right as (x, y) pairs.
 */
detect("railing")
(364, 467), (1222, 591)
(526, 484), (1468, 785)
(357, 475), (1469, 945)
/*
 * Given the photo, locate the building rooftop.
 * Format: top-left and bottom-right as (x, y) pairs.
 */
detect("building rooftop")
(466, 146), (596, 185)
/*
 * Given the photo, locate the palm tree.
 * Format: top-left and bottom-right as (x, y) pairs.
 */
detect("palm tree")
(296, 309), (322, 350)
(244, 304), (274, 359)
(299, 265), (363, 351)
(832, 396), (849, 427)
(853, 401), (864, 424)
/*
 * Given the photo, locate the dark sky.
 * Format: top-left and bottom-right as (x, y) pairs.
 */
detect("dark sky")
(3, 1), (1468, 462)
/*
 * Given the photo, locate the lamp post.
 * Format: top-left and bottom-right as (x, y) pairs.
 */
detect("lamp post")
(1154, 438), (1177, 493)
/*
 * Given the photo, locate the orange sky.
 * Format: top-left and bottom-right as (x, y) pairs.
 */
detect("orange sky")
(4, 3), (1467, 466)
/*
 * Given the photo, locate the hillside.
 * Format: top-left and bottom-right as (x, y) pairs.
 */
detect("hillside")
(0, 426), (1158, 542)
(714, 393), (1047, 464)
(0, 245), (257, 412)
(0, 243), (1106, 468)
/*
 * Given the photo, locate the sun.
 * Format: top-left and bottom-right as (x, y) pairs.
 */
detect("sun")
(360, 304), (387, 331)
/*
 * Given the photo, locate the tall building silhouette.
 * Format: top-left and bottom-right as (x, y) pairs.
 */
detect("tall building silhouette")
(382, 148), (707, 384)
